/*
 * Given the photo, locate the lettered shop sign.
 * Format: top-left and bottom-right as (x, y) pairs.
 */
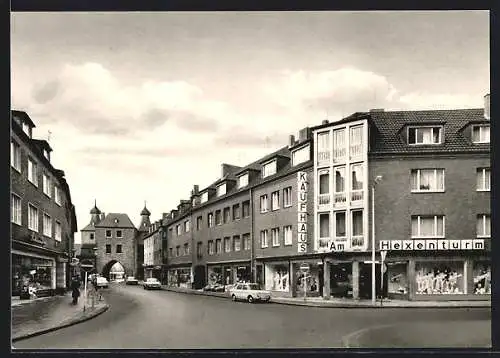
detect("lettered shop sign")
(297, 171), (308, 253)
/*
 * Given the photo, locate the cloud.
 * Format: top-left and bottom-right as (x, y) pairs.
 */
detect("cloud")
(395, 92), (484, 110)
(214, 125), (287, 148)
(32, 80), (60, 104)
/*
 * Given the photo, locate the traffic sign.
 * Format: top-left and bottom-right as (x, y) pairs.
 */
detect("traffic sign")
(300, 263), (310, 272)
(81, 263), (94, 272)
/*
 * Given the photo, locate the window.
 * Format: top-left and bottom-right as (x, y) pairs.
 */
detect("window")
(106, 244), (111, 253)
(349, 125), (363, 157)
(43, 149), (49, 160)
(208, 240), (214, 255)
(260, 195), (268, 213)
(169, 248), (173, 257)
(106, 230), (112, 238)
(196, 242), (203, 258)
(351, 164), (363, 190)
(335, 212), (346, 238)
(215, 239), (222, 254)
(208, 213), (214, 227)
(55, 221), (62, 241)
(271, 228), (280, 247)
(116, 230), (123, 238)
(477, 168), (490, 191)
(333, 129), (346, 160)
(411, 169), (445, 192)
(472, 125), (490, 143)
(54, 186), (62, 206)
(28, 204), (38, 232)
(243, 233), (251, 250)
(184, 243), (190, 255)
(176, 224), (181, 236)
(319, 171), (330, 194)
(283, 187), (292, 207)
(90, 233), (94, 240)
(223, 207), (230, 223)
(22, 122), (30, 137)
(319, 213), (330, 238)
(284, 225), (293, 245)
(292, 145), (310, 166)
(201, 192), (208, 203)
(42, 174), (51, 197)
(271, 191), (280, 210)
(232, 204), (241, 220)
(317, 131), (330, 163)
(224, 237), (231, 252)
(260, 230), (269, 248)
(242, 201), (250, 217)
(352, 210), (363, 236)
(408, 126), (442, 145)
(43, 213), (52, 237)
(184, 220), (190, 233)
(237, 173), (248, 188)
(116, 244), (122, 253)
(477, 215), (491, 238)
(233, 236), (241, 251)
(215, 210), (222, 225)
(11, 141), (21, 171)
(176, 246), (180, 257)
(28, 158), (38, 186)
(11, 193), (21, 225)
(196, 216), (203, 230)
(262, 160), (277, 178)
(411, 215), (445, 238)
(217, 183), (226, 197)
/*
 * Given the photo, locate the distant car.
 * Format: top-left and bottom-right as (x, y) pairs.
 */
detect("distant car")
(143, 278), (162, 290)
(96, 277), (109, 288)
(230, 283), (271, 303)
(126, 276), (139, 285)
(203, 283), (225, 292)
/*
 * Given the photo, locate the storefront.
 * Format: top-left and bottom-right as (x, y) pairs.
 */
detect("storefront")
(207, 262), (251, 285)
(12, 251), (56, 297)
(167, 267), (192, 288)
(292, 260), (323, 298)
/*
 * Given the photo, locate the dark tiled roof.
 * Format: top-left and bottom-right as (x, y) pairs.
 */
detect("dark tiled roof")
(81, 222), (96, 231)
(95, 213), (136, 228)
(12, 110), (36, 128)
(368, 108), (489, 154)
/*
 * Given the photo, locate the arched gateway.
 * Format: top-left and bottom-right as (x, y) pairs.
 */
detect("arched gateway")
(102, 260), (126, 281)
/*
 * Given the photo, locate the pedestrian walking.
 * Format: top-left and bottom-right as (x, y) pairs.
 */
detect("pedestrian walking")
(71, 275), (81, 305)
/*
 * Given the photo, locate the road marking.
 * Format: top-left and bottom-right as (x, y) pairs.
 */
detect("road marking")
(341, 323), (400, 348)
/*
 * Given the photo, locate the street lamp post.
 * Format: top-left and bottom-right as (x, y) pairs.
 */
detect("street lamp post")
(371, 175), (383, 305)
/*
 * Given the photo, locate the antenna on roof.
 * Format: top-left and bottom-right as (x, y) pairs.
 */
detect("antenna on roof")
(144, 200), (147, 208)
(94, 199), (97, 207)
(47, 130), (52, 142)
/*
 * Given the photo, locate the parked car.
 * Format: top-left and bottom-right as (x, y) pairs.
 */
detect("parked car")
(203, 283), (226, 292)
(143, 278), (162, 290)
(96, 277), (109, 288)
(230, 283), (271, 303)
(126, 276), (139, 285)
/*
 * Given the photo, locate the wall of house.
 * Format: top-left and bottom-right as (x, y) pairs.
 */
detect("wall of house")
(95, 227), (136, 276)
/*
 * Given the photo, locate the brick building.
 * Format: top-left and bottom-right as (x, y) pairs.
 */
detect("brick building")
(11, 110), (78, 297)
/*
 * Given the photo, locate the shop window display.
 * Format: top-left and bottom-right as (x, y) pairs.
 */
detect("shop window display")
(387, 262), (409, 295)
(473, 261), (491, 295)
(415, 261), (464, 295)
(177, 268), (191, 288)
(295, 264), (321, 297)
(12, 254), (54, 297)
(265, 264), (289, 292)
(208, 267), (223, 285)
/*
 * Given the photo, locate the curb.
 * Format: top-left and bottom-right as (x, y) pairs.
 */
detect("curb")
(12, 304), (110, 342)
(161, 287), (490, 309)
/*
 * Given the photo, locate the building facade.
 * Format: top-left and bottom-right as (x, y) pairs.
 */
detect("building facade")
(143, 220), (164, 282)
(11, 110), (78, 297)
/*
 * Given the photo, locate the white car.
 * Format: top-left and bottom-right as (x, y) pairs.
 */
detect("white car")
(143, 278), (162, 290)
(230, 283), (271, 303)
(126, 276), (139, 285)
(96, 276), (109, 288)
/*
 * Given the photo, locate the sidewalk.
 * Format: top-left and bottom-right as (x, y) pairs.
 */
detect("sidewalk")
(11, 291), (109, 342)
(160, 285), (491, 308)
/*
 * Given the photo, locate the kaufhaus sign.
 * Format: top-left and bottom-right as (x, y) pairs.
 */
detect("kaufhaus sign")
(297, 171), (308, 253)
(379, 239), (485, 251)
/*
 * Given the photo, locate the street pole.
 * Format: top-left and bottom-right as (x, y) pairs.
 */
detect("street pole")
(83, 270), (88, 312)
(303, 276), (307, 302)
(371, 183), (376, 305)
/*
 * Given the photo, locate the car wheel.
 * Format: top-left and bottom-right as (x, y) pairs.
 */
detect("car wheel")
(247, 295), (254, 303)
(232, 294), (237, 302)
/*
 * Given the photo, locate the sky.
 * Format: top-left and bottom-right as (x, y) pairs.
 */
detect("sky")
(10, 11), (490, 243)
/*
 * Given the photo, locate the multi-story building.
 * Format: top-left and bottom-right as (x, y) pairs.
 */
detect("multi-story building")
(162, 94), (490, 303)
(78, 201), (104, 277)
(135, 205), (152, 280)
(11, 110), (78, 297)
(311, 94), (491, 301)
(143, 219), (164, 282)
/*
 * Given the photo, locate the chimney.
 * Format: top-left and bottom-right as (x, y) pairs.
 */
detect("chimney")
(322, 119), (329, 125)
(101, 213), (105, 221)
(162, 212), (169, 220)
(298, 127), (311, 142)
(369, 108), (385, 113)
(484, 93), (490, 119)
(288, 135), (296, 147)
(191, 185), (199, 196)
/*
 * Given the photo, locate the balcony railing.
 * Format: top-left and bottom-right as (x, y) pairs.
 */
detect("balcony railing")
(333, 148), (346, 162)
(349, 143), (363, 158)
(317, 151), (330, 164)
(333, 192), (347, 205)
(318, 238), (330, 250)
(351, 236), (365, 248)
(351, 190), (363, 202)
(318, 194), (331, 206)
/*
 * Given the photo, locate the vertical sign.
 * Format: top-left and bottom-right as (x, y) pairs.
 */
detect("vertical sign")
(297, 171), (308, 253)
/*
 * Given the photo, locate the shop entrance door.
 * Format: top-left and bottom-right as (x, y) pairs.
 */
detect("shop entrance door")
(193, 265), (206, 289)
(359, 263), (388, 299)
(330, 263), (352, 298)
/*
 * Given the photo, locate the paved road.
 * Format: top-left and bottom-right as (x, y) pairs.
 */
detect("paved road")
(13, 283), (491, 349)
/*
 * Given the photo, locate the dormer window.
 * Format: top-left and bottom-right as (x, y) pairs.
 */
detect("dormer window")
(292, 144), (310, 166)
(472, 125), (490, 144)
(43, 149), (50, 161)
(200, 192), (208, 203)
(262, 160), (277, 178)
(22, 122), (31, 138)
(238, 173), (249, 188)
(408, 126), (443, 145)
(216, 183), (227, 197)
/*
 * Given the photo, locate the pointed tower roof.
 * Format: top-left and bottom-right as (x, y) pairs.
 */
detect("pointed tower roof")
(140, 201), (151, 216)
(90, 199), (101, 215)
